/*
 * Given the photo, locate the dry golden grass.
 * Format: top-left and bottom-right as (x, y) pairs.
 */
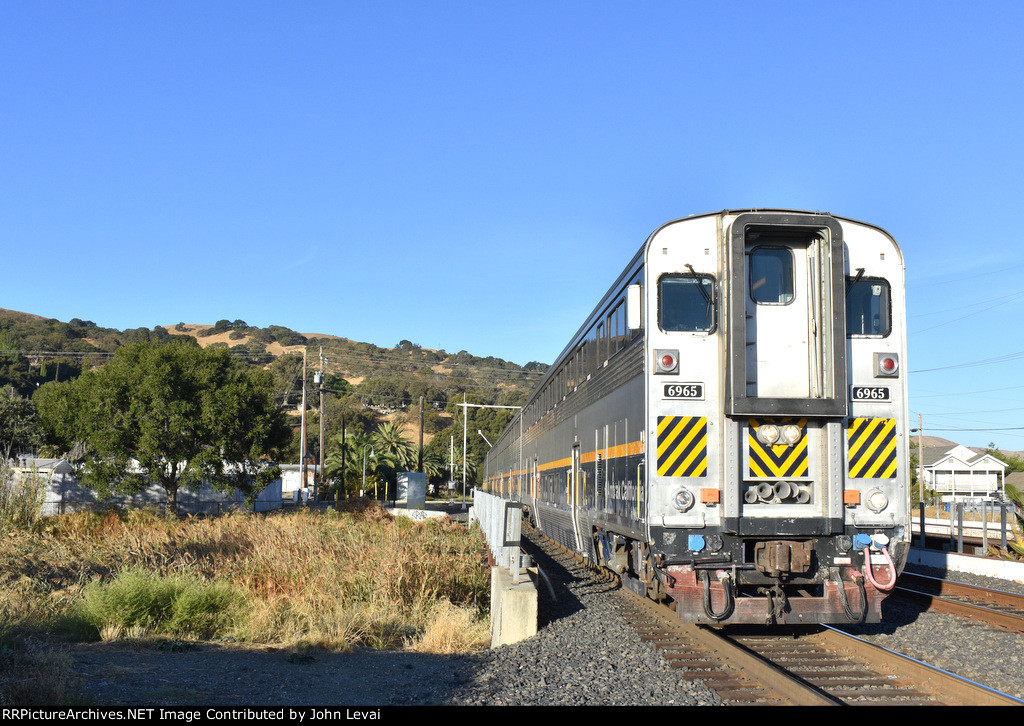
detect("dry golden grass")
(407, 600), (490, 654)
(0, 503), (490, 654)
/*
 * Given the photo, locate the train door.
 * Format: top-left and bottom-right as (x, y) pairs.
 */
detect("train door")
(570, 444), (585, 552)
(726, 213), (846, 418)
(745, 243), (814, 398)
(531, 457), (538, 510)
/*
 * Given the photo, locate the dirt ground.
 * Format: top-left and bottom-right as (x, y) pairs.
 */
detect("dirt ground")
(66, 639), (479, 707)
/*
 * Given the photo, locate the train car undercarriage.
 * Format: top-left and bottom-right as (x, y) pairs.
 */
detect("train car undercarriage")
(594, 526), (904, 626)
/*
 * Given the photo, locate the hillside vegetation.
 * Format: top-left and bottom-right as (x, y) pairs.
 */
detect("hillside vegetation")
(0, 309), (547, 492)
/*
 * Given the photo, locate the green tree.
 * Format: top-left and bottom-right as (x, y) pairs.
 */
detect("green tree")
(323, 432), (373, 497)
(421, 447), (448, 484)
(34, 341), (289, 513)
(0, 354), (38, 397)
(367, 422), (416, 497)
(371, 421), (416, 470)
(0, 386), (40, 458)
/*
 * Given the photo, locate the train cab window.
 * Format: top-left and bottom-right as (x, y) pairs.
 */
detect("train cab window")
(659, 275), (715, 332)
(846, 278), (891, 337)
(749, 247), (794, 304)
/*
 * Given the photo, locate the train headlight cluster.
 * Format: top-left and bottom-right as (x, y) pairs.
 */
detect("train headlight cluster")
(672, 487), (695, 512)
(780, 424), (802, 445)
(755, 422), (802, 446)
(756, 424), (780, 446)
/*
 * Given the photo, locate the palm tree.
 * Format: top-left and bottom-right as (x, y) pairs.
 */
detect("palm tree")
(324, 432), (373, 498)
(421, 448), (447, 481)
(371, 422), (416, 470)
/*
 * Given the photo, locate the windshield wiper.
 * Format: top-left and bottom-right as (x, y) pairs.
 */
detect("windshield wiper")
(846, 267), (865, 297)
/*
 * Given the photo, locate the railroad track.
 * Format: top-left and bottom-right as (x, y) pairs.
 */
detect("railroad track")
(522, 523), (1022, 706)
(895, 571), (1024, 634)
(618, 588), (1020, 706)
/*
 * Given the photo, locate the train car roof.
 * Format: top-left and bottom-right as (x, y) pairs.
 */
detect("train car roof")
(516, 208), (899, 422)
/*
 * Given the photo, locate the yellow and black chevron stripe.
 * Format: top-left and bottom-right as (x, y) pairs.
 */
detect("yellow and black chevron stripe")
(747, 418), (808, 478)
(848, 418), (897, 478)
(657, 416), (707, 477)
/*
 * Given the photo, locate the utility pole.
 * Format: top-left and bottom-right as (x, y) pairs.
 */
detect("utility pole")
(457, 399), (523, 510)
(317, 346), (326, 500)
(418, 395), (424, 473)
(918, 413), (924, 504)
(462, 395), (467, 509)
(300, 348), (307, 497)
(341, 415), (346, 501)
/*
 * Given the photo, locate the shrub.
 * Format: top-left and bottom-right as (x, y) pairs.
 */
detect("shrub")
(78, 569), (243, 640)
(0, 463), (46, 534)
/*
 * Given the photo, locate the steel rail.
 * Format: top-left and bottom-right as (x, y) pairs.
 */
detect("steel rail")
(615, 587), (838, 706)
(820, 625), (1024, 706)
(896, 572), (1024, 634)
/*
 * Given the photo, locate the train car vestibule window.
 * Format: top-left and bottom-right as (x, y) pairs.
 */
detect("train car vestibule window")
(749, 247), (794, 304)
(846, 278), (891, 337)
(659, 275), (715, 332)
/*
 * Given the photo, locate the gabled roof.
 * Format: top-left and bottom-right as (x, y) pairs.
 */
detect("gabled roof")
(924, 444), (1008, 471)
(921, 446), (956, 467)
(11, 457), (73, 472)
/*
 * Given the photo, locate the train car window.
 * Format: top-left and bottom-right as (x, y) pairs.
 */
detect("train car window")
(611, 301), (624, 353)
(749, 247), (795, 304)
(584, 330), (594, 376)
(846, 278), (891, 337)
(659, 275), (715, 332)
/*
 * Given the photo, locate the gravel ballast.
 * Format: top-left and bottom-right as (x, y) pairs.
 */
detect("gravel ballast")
(442, 533), (722, 706)
(840, 562), (1024, 702)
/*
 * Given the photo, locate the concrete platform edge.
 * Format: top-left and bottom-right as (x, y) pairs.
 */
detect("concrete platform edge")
(908, 546), (1024, 584)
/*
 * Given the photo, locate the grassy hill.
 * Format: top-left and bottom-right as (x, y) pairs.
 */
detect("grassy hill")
(1, 309), (547, 458)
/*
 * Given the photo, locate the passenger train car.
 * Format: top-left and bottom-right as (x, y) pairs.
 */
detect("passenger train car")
(483, 210), (909, 625)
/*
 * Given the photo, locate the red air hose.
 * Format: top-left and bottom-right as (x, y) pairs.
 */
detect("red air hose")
(862, 546), (897, 591)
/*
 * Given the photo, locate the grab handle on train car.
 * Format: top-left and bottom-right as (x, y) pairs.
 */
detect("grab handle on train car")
(861, 546), (897, 591)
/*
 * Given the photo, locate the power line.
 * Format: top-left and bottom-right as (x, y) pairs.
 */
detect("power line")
(910, 349), (1024, 373)
(913, 383), (1024, 399)
(916, 426), (1024, 432)
(910, 290), (1024, 334)
(909, 289), (1024, 318)
(915, 406), (1024, 415)
(0, 345), (548, 380)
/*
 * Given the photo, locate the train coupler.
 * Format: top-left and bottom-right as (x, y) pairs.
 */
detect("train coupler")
(757, 583), (788, 625)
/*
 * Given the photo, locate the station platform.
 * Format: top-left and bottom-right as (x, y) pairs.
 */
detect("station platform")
(908, 545), (1024, 584)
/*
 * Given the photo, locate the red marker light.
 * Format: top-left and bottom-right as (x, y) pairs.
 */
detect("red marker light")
(874, 352), (899, 378)
(654, 349), (679, 374)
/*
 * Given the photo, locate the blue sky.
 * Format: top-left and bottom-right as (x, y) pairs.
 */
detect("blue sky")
(3, 2), (1024, 451)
